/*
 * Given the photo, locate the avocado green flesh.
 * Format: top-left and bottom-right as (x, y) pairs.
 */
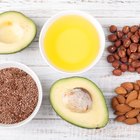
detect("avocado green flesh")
(0, 11), (37, 54)
(50, 77), (109, 129)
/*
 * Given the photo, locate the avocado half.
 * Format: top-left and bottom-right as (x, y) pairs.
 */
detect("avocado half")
(50, 77), (109, 129)
(0, 11), (37, 54)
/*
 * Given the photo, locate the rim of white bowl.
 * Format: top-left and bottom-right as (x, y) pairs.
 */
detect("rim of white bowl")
(0, 61), (42, 128)
(39, 10), (105, 74)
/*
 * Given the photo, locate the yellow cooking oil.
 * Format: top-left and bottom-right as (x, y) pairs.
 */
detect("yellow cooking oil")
(44, 15), (100, 72)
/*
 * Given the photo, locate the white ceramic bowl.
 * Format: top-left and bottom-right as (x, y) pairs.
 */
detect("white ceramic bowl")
(0, 61), (42, 128)
(39, 10), (105, 74)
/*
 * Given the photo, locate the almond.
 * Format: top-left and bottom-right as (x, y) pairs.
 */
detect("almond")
(115, 86), (127, 95)
(128, 99), (140, 108)
(121, 82), (133, 92)
(126, 90), (138, 104)
(137, 91), (140, 100)
(136, 80), (140, 87)
(117, 95), (125, 104)
(136, 114), (140, 123)
(125, 109), (140, 118)
(116, 104), (132, 113)
(115, 115), (126, 122)
(112, 97), (119, 109)
(121, 94), (126, 98)
(133, 83), (140, 91)
(125, 94), (129, 98)
(115, 111), (125, 116)
(123, 118), (137, 125)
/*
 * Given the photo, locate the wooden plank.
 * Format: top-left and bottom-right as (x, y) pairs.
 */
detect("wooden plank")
(0, 119), (139, 140)
(0, 0), (140, 139)
(0, 0), (140, 18)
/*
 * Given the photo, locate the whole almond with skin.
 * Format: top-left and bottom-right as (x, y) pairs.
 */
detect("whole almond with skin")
(117, 95), (125, 104)
(115, 115), (126, 122)
(133, 83), (140, 91)
(128, 100), (140, 108)
(136, 114), (140, 123)
(115, 87), (127, 95)
(125, 109), (140, 118)
(124, 118), (137, 125)
(125, 93), (129, 98)
(122, 94), (126, 97)
(126, 90), (138, 104)
(115, 111), (125, 116)
(111, 80), (140, 125)
(138, 91), (140, 100)
(136, 80), (140, 87)
(121, 82), (133, 92)
(116, 104), (132, 113)
(112, 97), (119, 109)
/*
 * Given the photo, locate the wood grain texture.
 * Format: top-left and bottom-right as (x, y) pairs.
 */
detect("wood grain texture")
(0, 0), (140, 139)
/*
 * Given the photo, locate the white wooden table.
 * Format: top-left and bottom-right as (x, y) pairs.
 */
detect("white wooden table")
(1, 0), (140, 139)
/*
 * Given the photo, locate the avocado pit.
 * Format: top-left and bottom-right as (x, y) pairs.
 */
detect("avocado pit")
(63, 88), (92, 113)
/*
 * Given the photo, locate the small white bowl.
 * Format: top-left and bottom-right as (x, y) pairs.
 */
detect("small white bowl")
(0, 61), (42, 128)
(39, 10), (105, 74)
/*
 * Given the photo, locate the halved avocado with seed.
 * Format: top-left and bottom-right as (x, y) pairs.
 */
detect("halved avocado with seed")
(0, 11), (37, 54)
(50, 77), (109, 129)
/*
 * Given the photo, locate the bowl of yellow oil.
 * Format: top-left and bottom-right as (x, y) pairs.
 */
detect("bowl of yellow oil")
(39, 11), (105, 74)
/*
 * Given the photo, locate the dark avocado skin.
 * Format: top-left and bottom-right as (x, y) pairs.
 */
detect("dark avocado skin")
(0, 11), (37, 54)
(50, 76), (109, 129)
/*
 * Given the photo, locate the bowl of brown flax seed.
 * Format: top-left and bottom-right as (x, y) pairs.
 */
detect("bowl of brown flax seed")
(0, 61), (42, 128)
